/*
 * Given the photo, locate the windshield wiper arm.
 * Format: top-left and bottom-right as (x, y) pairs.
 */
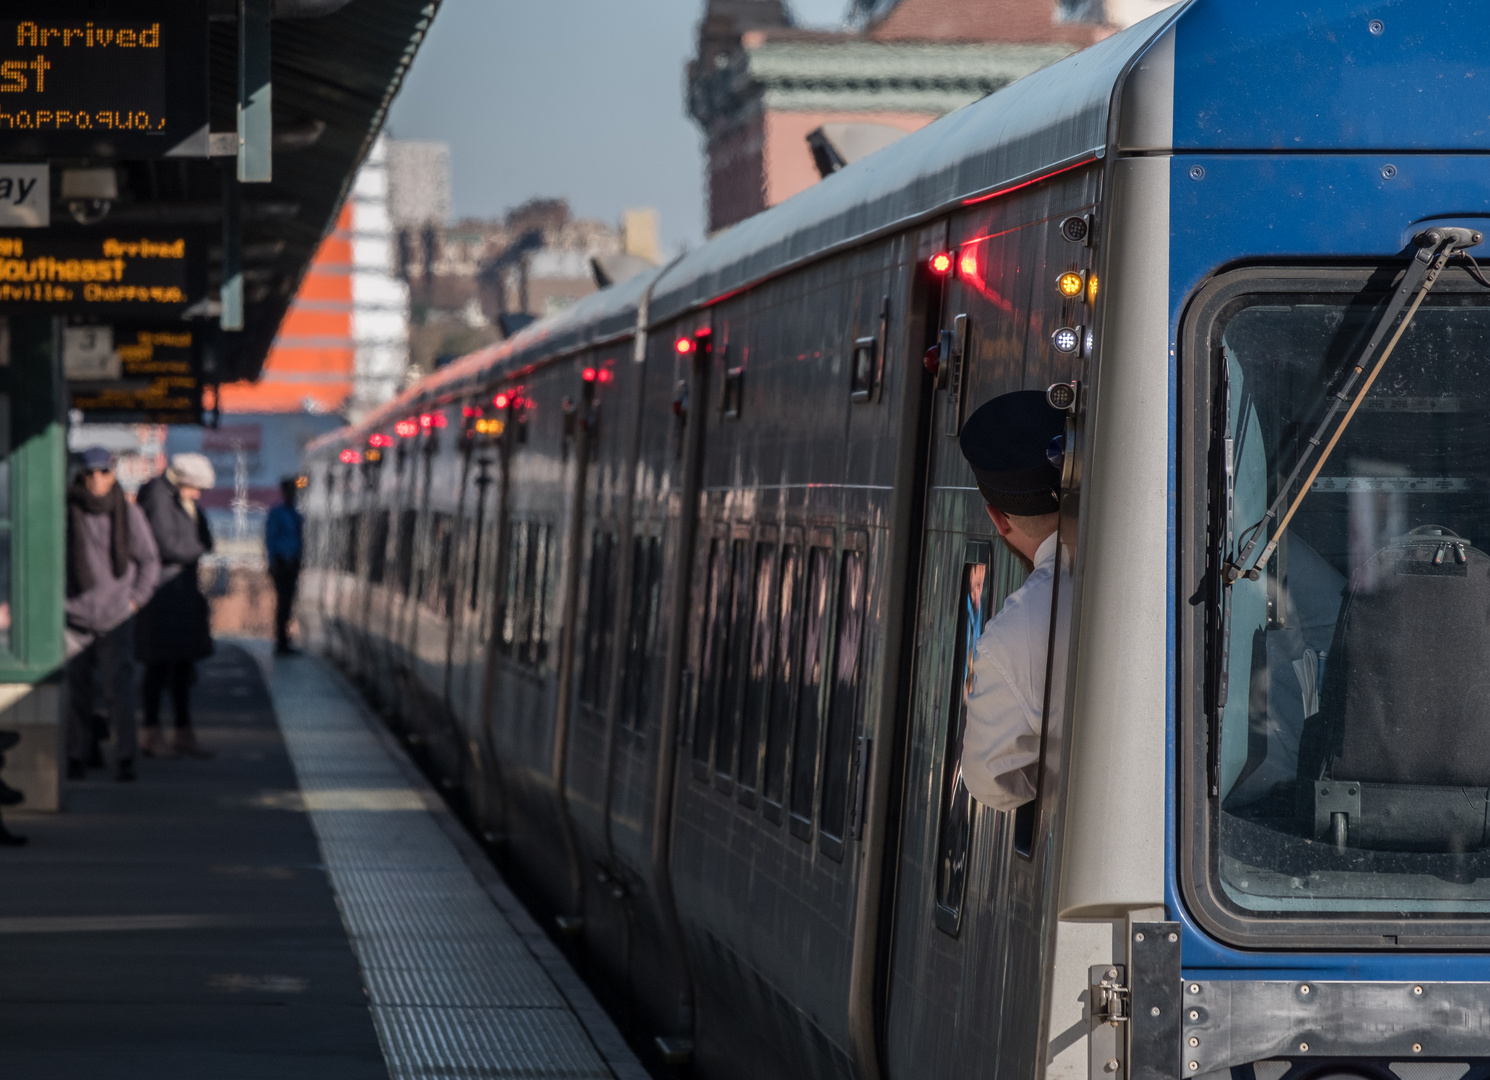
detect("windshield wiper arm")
(1224, 226), (1484, 585)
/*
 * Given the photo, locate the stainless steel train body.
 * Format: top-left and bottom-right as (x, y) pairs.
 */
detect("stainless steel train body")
(302, 3), (1490, 1078)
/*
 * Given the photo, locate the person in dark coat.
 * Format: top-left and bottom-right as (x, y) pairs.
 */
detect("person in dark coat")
(265, 476), (304, 655)
(65, 447), (160, 781)
(135, 453), (216, 760)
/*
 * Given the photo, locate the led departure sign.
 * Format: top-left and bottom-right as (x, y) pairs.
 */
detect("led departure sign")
(0, 234), (197, 315)
(0, 2), (207, 157)
(69, 326), (201, 424)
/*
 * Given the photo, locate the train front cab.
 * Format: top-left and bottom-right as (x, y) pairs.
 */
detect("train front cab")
(1100, 5), (1490, 1080)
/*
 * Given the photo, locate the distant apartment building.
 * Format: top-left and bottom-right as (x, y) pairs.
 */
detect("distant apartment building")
(688, 0), (1173, 231)
(393, 194), (661, 364)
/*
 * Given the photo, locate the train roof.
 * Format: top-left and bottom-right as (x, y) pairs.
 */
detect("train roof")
(311, 5), (1183, 453)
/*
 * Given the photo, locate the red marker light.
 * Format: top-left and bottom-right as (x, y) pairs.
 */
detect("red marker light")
(959, 251), (978, 277)
(598, 367), (613, 384)
(395, 419), (418, 438)
(493, 392), (510, 409)
(463, 406), (478, 418)
(928, 252), (953, 275)
(675, 337), (694, 355)
(368, 433), (393, 448)
(339, 449), (362, 464)
(582, 367), (596, 382)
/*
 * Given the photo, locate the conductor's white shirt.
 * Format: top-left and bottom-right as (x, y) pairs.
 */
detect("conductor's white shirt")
(961, 532), (1067, 812)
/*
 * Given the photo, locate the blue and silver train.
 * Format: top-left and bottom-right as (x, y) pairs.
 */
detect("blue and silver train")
(301, 3), (1490, 1078)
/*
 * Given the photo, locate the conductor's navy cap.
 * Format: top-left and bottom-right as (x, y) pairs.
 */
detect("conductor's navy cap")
(958, 390), (1064, 515)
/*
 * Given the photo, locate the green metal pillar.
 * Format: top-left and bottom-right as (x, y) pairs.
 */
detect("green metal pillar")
(0, 316), (67, 811)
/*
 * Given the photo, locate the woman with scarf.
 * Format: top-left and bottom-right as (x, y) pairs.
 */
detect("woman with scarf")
(135, 453), (216, 760)
(65, 447), (160, 781)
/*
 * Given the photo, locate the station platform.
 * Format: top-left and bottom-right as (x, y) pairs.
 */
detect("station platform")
(0, 643), (647, 1080)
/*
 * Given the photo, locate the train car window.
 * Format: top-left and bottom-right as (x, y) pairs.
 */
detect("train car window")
(468, 463), (494, 612)
(426, 513), (453, 612)
(579, 530), (617, 709)
(737, 540), (777, 802)
(394, 509), (417, 594)
(934, 541), (994, 936)
(691, 537), (731, 771)
(520, 522), (543, 667)
(367, 510), (390, 584)
(714, 538), (751, 784)
(762, 541), (802, 821)
(500, 521), (527, 656)
(788, 545), (833, 837)
(1189, 277), (1490, 931)
(819, 544), (868, 856)
(438, 517), (456, 616)
(342, 513), (362, 575)
(533, 523), (555, 669)
(620, 535), (663, 731)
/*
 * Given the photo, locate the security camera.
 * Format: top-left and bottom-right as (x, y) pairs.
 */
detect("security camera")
(61, 168), (117, 225)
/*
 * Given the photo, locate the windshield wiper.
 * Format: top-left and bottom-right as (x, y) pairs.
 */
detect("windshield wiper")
(1224, 226), (1485, 585)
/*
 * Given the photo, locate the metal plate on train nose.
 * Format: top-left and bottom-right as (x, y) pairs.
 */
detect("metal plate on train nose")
(1180, 981), (1490, 1076)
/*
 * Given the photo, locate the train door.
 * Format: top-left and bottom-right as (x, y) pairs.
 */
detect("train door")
(882, 168), (1100, 1080)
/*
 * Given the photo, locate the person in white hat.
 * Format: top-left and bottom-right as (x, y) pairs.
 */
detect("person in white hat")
(134, 453), (217, 760)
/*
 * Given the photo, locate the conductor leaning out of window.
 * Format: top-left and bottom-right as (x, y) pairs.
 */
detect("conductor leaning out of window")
(956, 389), (1071, 813)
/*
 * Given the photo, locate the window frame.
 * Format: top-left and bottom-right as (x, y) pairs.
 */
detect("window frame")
(1180, 263), (1490, 949)
(762, 527), (805, 825)
(788, 528), (837, 842)
(736, 526), (779, 807)
(819, 530), (870, 861)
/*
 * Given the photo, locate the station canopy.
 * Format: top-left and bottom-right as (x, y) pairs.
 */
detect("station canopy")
(0, 0), (437, 388)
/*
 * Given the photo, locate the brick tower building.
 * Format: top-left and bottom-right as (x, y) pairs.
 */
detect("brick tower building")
(687, 0), (1171, 232)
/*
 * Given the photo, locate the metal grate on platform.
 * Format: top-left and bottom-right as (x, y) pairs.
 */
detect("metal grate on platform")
(268, 656), (624, 1080)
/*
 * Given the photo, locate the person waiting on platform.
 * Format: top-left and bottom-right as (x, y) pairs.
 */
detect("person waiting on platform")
(956, 390), (1071, 812)
(135, 453), (216, 761)
(64, 447), (161, 782)
(265, 476), (304, 656)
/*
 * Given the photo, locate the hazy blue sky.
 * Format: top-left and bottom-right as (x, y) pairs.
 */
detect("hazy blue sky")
(385, 0), (849, 254)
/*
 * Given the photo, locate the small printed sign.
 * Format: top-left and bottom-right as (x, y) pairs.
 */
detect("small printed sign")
(62, 324), (116, 380)
(0, 164), (46, 227)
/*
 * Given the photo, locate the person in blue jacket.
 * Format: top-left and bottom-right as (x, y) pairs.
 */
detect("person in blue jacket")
(265, 476), (304, 656)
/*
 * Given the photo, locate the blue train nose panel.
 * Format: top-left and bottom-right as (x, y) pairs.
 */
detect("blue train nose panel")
(1173, 1), (1490, 152)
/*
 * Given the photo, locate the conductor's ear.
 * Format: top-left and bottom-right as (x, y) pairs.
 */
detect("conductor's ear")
(985, 504), (1014, 540)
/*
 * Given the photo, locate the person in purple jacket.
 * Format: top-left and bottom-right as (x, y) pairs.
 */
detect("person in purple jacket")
(65, 447), (161, 782)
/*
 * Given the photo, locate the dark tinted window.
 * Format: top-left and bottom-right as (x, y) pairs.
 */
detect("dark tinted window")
(692, 538), (731, 767)
(469, 464), (494, 611)
(342, 513), (362, 574)
(368, 510), (390, 584)
(820, 548), (867, 846)
(520, 523), (542, 667)
(395, 509), (417, 593)
(620, 535), (663, 731)
(762, 544), (802, 813)
(580, 531), (617, 708)
(935, 544), (992, 935)
(714, 539), (751, 781)
(789, 546), (833, 828)
(738, 542), (776, 796)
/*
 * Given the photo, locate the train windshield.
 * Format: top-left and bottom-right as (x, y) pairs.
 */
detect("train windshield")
(1203, 277), (1490, 918)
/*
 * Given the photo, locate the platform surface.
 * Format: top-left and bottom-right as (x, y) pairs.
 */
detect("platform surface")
(0, 642), (645, 1080)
